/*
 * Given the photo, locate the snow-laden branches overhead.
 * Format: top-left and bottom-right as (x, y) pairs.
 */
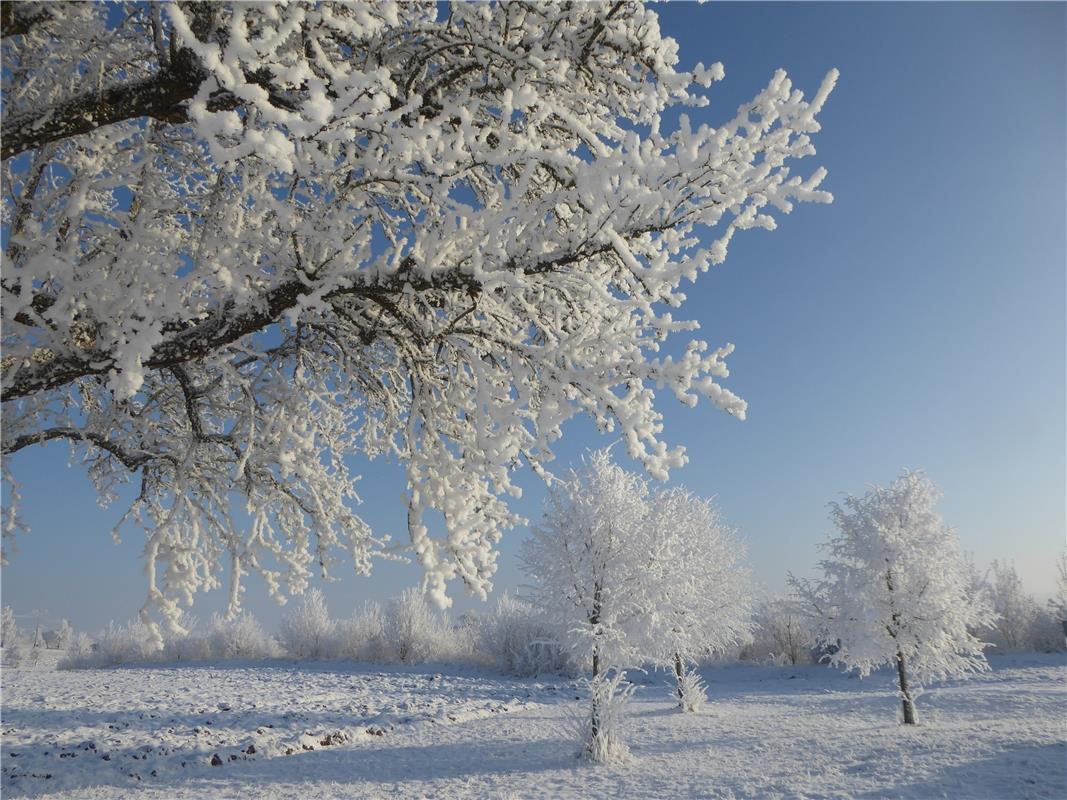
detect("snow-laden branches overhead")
(1, 2), (836, 643)
(792, 471), (993, 723)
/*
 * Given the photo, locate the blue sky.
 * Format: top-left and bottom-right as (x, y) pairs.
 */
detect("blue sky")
(3, 2), (1064, 632)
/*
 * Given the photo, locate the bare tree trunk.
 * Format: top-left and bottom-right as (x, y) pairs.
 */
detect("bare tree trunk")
(895, 649), (917, 725)
(589, 644), (602, 744)
(885, 565), (916, 724)
(589, 586), (603, 745)
(674, 652), (685, 700)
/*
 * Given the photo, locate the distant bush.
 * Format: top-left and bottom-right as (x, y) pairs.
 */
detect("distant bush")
(209, 612), (276, 660)
(159, 614), (211, 662)
(382, 588), (452, 664)
(3, 635), (25, 668)
(62, 632), (94, 665)
(334, 602), (389, 661)
(59, 610), (279, 668)
(91, 621), (157, 666)
(279, 589), (335, 659)
(474, 592), (570, 676)
(1026, 608), (1066, 653)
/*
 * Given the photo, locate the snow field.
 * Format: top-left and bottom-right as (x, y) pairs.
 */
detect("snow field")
(2, 654), (1064, 799)
(2, 663), (548, 797)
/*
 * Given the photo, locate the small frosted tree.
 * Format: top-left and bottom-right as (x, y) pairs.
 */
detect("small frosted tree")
(522, 451), (654, 677)
(644, 487), (753, 710)
(2, 607), (24, 667)
(54, 619), (74, 650)
(792, 470), (993, 725)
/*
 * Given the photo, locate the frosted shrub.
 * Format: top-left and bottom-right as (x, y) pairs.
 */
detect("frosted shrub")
(675, 668), (709, 713)
(159, 615), (211, 662)
(567, 671), (636, 765)
(1, 606), (18, 648)
(208, 612), (274, 660)
(476, 593), (570, 676)
(383, 588), (450, 664)
(58, 633), (94, 669)
(3, 634), (24, 668)
(1050, 552), (1067, 624)
(334, 603), (389, 662)
(279, 588), (335, 660)
(77, 621), (157, 667)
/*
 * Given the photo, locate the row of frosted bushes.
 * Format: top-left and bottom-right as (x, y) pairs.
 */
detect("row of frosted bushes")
(44, 588), (1067, 673)
(56, 589), (570, 674)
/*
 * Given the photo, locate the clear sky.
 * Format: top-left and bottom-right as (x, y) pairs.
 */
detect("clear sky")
(3, 1), (1064, 633)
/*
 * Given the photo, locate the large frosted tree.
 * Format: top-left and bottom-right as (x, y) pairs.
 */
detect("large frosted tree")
(522, 448), (754, 763)
(521, 450), (653, 680)
(792, 471), (994, 724)
(1, 1), (836, 644)
(521, 449), (652, 761)
(644, 486), (753, 709)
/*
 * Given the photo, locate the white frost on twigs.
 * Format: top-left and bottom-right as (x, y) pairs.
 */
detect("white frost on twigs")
(2, 2), (834, 640)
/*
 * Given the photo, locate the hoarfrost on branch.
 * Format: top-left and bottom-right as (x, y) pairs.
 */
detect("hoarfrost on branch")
(1, 2), (835, 644)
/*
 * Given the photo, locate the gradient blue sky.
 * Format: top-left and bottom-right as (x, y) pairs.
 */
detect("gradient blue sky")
(3, 2), (1064, 632)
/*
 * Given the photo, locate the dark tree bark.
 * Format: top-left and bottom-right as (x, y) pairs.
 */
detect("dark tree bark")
(896, 649), (917, 725)
(884, 564), (917, 724)
(674, 652), (685, 701)
(0, 1), (53, 39)
(589, 583), (603, 744)
(0, 68), (201, 161)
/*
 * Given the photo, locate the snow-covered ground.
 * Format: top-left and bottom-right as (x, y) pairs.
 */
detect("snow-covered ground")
(2, 654), (1064, 799)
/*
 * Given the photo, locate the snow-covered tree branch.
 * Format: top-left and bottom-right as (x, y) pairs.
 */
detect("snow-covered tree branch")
(1, 2), (836, 645)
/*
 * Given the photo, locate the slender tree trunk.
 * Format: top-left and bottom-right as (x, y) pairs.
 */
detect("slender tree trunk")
(590, 644), (602, 744)
(589, 587), (603, 747)
(674, 652), (685, 700)
(895, 649), (917, 725)
(885, 565), (916, 724)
